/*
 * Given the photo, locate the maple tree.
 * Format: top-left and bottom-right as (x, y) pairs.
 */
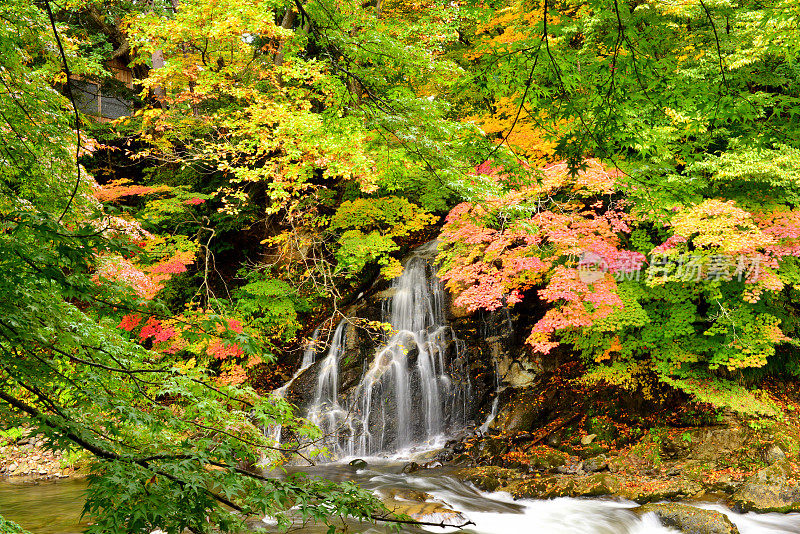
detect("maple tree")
(6, 0), (800, 530)
(435, 0), (800, 416)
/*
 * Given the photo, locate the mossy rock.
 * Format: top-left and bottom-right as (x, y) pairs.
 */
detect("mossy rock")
(0, 517), (32, 534)
(509, 473), (620, 499)
(587, 416), (618, 443)
(509, 475), (573, 499)
(583, 454), (608, 472)
(634, 503), (739, 534)
(456, 466), (519, 492)
(618, 477), (704, 503)
(526, 446), (569, 470)
(571, 473), (621, 497)
(731, 462), (800, 512)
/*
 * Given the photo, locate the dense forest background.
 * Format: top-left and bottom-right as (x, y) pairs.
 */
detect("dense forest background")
(3, 0), (800, 531)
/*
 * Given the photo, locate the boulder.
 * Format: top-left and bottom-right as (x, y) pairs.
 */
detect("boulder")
(379, 488), (469, 527)
(348, 458), (368, 469)
(686, 426), (748, 462)
(618, 476), (703, 503)
(401, 462), (421, 474)
(379, 488), (431, 502)
(509, 473), (620, 499)
(760, 444), (787, 466)
(571, 473), (621, 496)
(526, 446), (569, 471)
(731, 461), (800, 512)
(497, 390), (545, 433)
(583, 454), (608, 472)
(456, 466), (518, 493)
(634, 503), (739, 534)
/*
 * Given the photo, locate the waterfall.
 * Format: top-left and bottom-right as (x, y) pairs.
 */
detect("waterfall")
(302, 243), (471, 458)
(479, 360), (503, 434)
(267, 328), (321, 444)
(306, 320), (348, 444)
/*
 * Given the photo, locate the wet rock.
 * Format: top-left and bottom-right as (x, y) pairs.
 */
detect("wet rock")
(497, 390), (545, 433)
(399, 503), (468, 526)
(705, 474), (741, 494)
(634, 503), (739, 534)
(348, 459), (368, 469)
(379, 488), (431, 502)
(423, 460), (443, 469)
(452, 453), (471, 466)
(380, 489), (469, 527)
(472, 437), (508, 462)
(583, 454), (608, 473)
(456, 466), (518, 493)
(402, 462), (421, 474)
(731, 461), (800, 512)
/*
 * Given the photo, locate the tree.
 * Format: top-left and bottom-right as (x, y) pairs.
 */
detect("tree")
(437, 0), (800, 415)
(0, 1), (399, 532)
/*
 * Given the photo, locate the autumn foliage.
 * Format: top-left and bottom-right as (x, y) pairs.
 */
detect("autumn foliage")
(438, 160), (800, 416)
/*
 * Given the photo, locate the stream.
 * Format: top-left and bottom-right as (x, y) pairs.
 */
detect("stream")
(3, 462), (800, 533)
(3, 245), (800, 533)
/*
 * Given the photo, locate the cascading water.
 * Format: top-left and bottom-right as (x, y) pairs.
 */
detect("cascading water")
(306, 320), (348, 445)
(303, 242), (471, 459)
(267, 327), (320, 444)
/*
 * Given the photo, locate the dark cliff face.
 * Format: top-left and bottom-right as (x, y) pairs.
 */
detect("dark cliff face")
(447, 297), (555, 425)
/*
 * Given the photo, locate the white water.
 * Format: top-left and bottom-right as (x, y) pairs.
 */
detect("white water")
(478, 396), (500, 434)
(275, 326), (319, 398)
(263, 242), (800, 533)
(266, 328), (321, 445)
(307, 319), (348, 446)
(262, 462), (800, 534)
(304, 243), (470, 459)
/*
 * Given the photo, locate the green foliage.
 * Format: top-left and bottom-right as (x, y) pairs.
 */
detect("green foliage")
(0, 516), (32, 534)
(233, 271), (309, 342)
(0, 427), (23, 444)
(330, 197), (438, 278)
(0, 0), (420, 531)
(432, 0), (800, 418)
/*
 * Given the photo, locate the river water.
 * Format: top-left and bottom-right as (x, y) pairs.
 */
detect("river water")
(2, 463), (800, 534)
(0, 478), (88, 533)
(4, 248), (800, 533)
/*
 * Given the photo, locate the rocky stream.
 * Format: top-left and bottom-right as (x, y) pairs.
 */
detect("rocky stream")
(3, 243), (800, 533)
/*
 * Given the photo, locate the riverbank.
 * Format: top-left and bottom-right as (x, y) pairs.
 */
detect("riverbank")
(423, 368), (800, 523)
(0, 433), (85, 481)
(4, 459), (799, 534)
